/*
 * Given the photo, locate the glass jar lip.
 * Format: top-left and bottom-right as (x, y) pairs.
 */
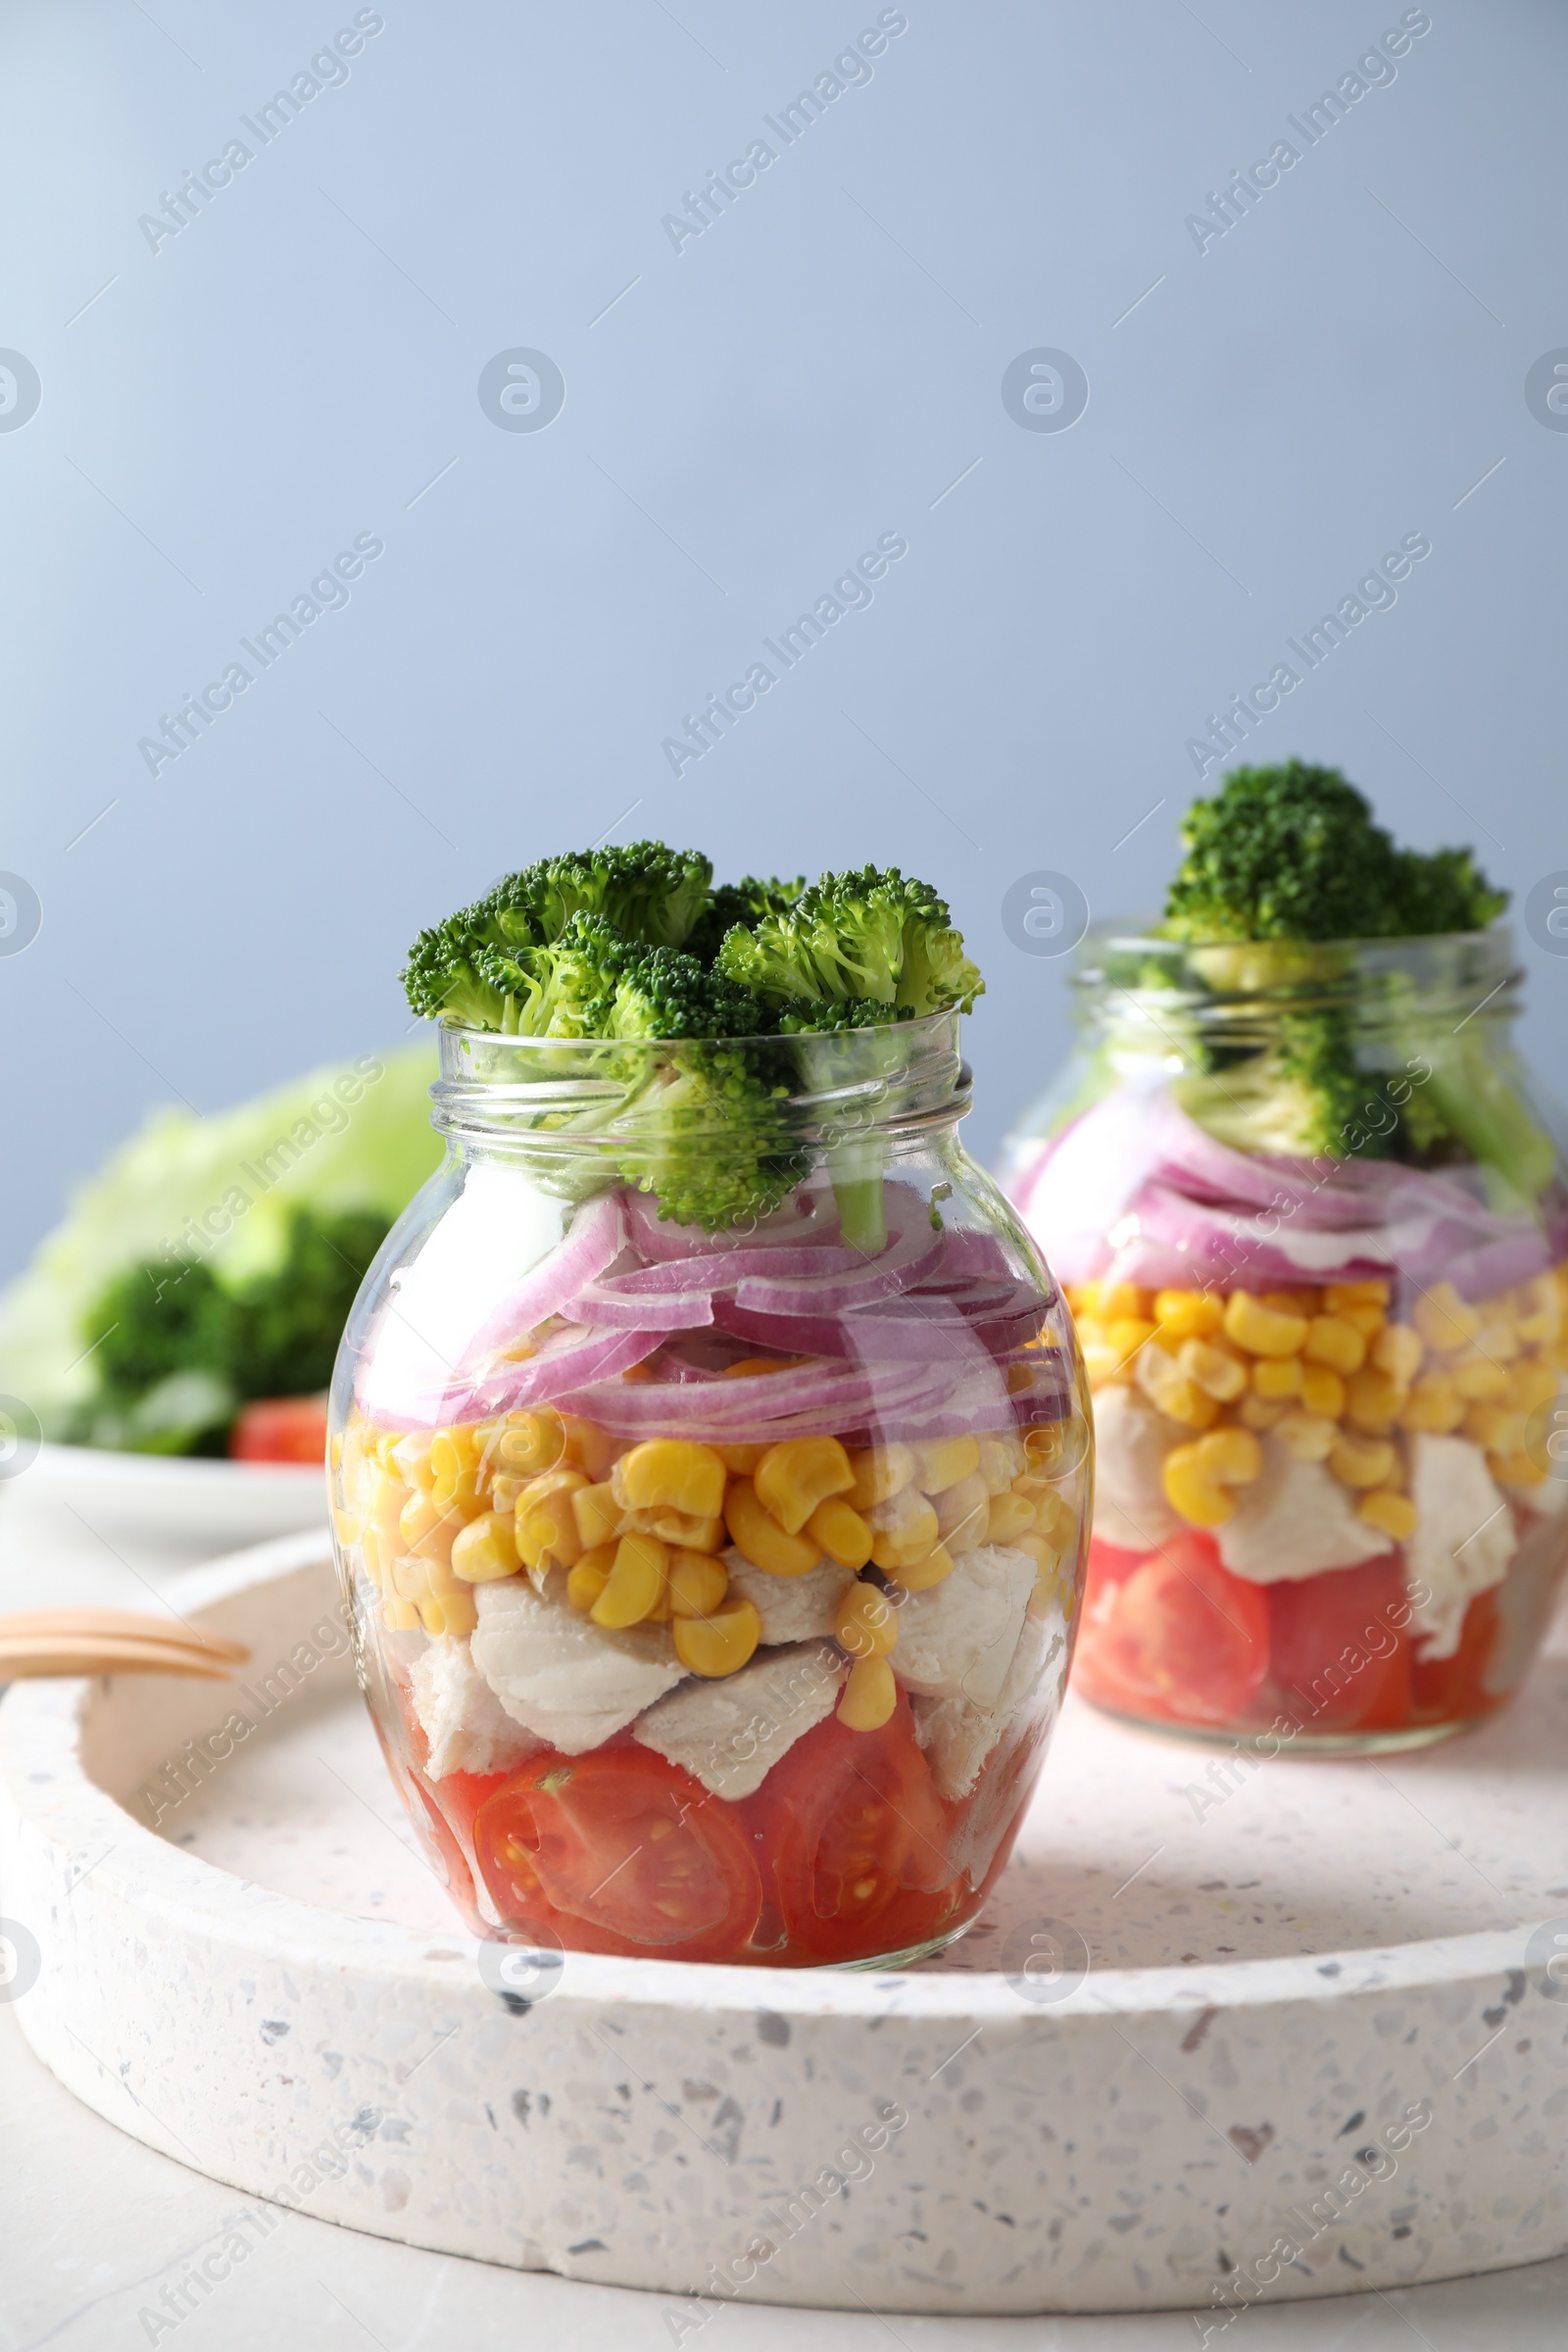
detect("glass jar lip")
(1078, 914), (1512, 956)
(430, 1004), (960, 1055)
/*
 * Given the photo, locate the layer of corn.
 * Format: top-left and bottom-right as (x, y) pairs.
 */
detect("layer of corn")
(1065, 1264), (1568, 1540)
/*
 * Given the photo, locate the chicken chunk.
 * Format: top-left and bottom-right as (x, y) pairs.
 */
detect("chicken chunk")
(632, 1642), (846, 1800)
(722, 1547), (857, 1644)
(469, 1576), (684, 1753)
(1217, 1441), (1393, 1583)
(892, 1543), (1036, 1708)
(1404, 1433), (1517, 1658)
(409, 1636), (544, 1780)
(1092, 1383), (1181, 1549)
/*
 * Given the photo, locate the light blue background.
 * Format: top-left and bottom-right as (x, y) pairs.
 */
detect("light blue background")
(3, 0), (1564, 1276)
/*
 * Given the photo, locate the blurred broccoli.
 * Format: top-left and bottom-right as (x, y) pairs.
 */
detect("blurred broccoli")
(715, 865), (984, 1017)
(1162, 760), (1507, 944)
(70, 1207), (390, 1454)
(1155, 762), (1549, 1193)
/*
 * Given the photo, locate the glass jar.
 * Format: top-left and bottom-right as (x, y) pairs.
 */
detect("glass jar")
(1001, 926), (1568, 1754)
(330, 1010), (1090, 1967)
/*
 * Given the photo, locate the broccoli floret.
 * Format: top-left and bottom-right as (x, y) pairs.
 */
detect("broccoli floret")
(1162, 761), (1506, 942)
(71, 1207), (390, 1454)
(683, 874), (805, 967)
(401, 843), (712, 1021)
(715, 865), (983, 1015)
(1156, 762), (1544, 1189)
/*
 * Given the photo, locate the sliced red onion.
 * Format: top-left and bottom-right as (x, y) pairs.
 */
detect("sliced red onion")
(735, 1219), (945, 1314)
(449, 1323), (659, 1421)
(456, 1189), (626, 1373)
(567, 1282), (714, 1331)
(590, 1244), (864, 1296)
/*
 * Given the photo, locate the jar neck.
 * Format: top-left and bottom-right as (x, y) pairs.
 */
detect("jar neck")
(1071, 925), (1522, 1069)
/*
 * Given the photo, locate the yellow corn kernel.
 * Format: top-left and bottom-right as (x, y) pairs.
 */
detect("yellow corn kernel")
(1516, 1276), (1562, 1346)
(1304, 1314), (1367, 1377)
(1372, 1323), (1424, 1386)
(1153, 1287), (1224, 1341)
(806, 1495), (873, 1570)
(623, 1504), (726, 1552)
(932, 1470), (988, 1549)
(1135, 1342), (1220, 1429)
(977, 1433), (1026, 1494)
(713, 1441), (769, 1475)
(1338, 1304), (1389, 1342)
(364, 1463), (411, 1537)
(390, 1430), (437, 1492)
(1452, 1352), (1510, 1402)
(1327, 1280), (1392, 1310)
(1238, 1393), (1288, 1431)
(838, 1653), (897, 1731)
(913, 1434), (982, 1494)
(1195, 1426), (1263, 1486)
(450, 1510), (521, 1583)
(1024, 1416), (1088, 1475)
(382, 1594), (420, 1633)
(515, 1467), (589, 1570)
(1079, 1327), (1127, 1388)
(1014, 1475), (1075, 1542)
(754, 1435), (855, 1534)
(1508, 1359), (1560, 1415)
(1096, 1283), (1151, 1324)
(1412, 1283), (1481, 1353)
(495, 1408), (565, 1480)
(673, 1597), (761, 1678)
(565, 1545), (615, 1612)
(1224, 1293), (1310, 1358)
(1161, 1443), (1235, 1527)
(1177, 1337), (1249, 1402)
(591, 1531), (668, 1629)
(1344, 1366), (1404, 1433)
(332, 1506), (361, 1545)
(835, 1579), (900, 1659)
(1492, 1447), (1546, 1487)
(571, 1481), (622, 1550)
(1275, 1410), (1338, 1462)
(881, 1541), (955, 1592)
(612, 1438), (727, 1522)
(986, 1490), (1039, 1544)
(846, 1443), (917, 1511)
(560, 1415), (616, 1482)
(868, 1484), (941, 1571)
(1102, 1316), (1156, 1368)
(724, 1477), (822, 1576)
(1328, 1433), (1396, 1490)
(1358, 1490), (1417, 1543)
(1475, 1314), (1519, 1365)
(1299, 1363), (1348, 1420)
(1397, 1372), (1465, 1435)
(1463, 1402), (1526, 1454)
(1252, 1355), (1304, 1399)
(419, 1585), (477, 1640)
(399, 1489), (448, 1548)
(667, 1549), (730, 1618)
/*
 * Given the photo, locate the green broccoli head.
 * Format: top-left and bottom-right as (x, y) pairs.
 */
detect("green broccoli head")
(715, 865), (984, 1015)
(401, 843), (713, 1021)
(683, 873), (806, 966)
(1162, 761), (1508, 942)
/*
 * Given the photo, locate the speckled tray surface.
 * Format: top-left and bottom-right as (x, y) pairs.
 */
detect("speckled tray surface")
(3, 1531), (1567, 2316)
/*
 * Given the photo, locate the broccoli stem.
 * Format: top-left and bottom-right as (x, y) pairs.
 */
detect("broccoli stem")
(1417, 1038), (1556, 1208)
(828, 1146), (887, 1251)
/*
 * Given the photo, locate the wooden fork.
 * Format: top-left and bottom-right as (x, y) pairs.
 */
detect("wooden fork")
(0, 1608), (251, 1680)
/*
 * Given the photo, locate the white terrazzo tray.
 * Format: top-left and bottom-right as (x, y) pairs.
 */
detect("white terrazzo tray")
(2, 1530), (1567, 2318)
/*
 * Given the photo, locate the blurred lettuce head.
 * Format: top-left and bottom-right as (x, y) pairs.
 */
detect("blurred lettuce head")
(0, 1045), (442, 1432)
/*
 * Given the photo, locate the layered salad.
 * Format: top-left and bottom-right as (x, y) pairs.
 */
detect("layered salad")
(1004, 762), (1568, 1744)
(332, 846), (1087, 1963)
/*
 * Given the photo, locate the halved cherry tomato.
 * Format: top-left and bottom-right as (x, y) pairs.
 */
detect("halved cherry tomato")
(1411, 1587), (1501, 1722)
(228, 1396), (328, 1463)
(1266, 1555), (1411, 1732)
(1076, 1530), (1270, 1726)
(473, 1747), (762, 1962)
(749, 1695), (958, 1963)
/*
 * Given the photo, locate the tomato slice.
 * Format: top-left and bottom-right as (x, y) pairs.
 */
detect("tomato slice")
(1266, 1556), (1411, 1732)
(472, 1748), (762, 1962)
(751, 1696), (960, 1964)
(1411, 1587), (1501, 1721)
(1077, 1531), (1270, 1726)
(229, 1396), (328, 1463)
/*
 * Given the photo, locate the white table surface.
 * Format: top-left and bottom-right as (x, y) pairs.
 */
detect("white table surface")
(4, 1475), (1568, 2350)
